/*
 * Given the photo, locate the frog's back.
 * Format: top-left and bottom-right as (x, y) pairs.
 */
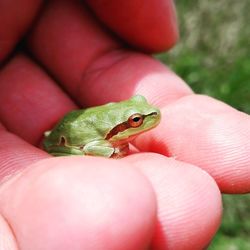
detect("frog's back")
(44, 108), (113, 147)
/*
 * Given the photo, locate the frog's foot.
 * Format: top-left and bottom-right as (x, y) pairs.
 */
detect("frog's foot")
(111, 144), (129, 159)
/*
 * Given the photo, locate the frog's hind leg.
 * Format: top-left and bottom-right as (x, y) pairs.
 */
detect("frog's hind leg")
(46, 145), (85, 156)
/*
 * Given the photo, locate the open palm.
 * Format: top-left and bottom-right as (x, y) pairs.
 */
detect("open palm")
(0, 1), (249, 249)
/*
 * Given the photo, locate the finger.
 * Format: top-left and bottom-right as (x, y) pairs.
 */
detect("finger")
(124, 153), (222, 250)
(0, 213), (18, 250)
(28, 0), (120, 97)
(0, 157), (156, 250)
(0, 54), (77, 145)
(28, 0), (192, 105)
(86, 0), (178, 52)
(134, 95), (250, 194)
(0, 124), (47, 182)
(0, 0), (42, 63)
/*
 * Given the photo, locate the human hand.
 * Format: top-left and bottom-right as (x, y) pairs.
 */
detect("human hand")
(0, 0), (249, 249)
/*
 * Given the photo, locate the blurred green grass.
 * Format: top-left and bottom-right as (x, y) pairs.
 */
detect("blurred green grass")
(157, 0), (250, 249)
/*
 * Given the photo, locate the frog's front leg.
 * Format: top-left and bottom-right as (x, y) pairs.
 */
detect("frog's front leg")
(83, 140), (116, 158)
(84, 140), (130, 158)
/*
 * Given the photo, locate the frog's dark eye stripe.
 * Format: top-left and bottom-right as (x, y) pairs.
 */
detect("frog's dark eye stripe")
(105, 113), (144, 140)
(105, 112), (158, 140)
(105, 121), (130, 140)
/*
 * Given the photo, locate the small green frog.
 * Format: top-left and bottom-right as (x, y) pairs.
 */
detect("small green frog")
(43, 95), (161, 158)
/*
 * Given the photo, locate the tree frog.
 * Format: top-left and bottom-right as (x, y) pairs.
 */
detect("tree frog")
(43, 95), (161, 158)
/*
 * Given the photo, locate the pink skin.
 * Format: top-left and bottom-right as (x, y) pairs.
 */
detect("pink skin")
(0, 0), (249, 249)
(0, 0), (43, 63)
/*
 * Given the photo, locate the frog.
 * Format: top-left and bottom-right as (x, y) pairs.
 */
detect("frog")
(43, 95), (161, 158)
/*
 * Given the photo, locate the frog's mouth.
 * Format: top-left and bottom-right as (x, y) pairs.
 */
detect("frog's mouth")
(105, 111), (160, 142)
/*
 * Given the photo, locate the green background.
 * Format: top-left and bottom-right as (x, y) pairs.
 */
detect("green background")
(157, 0), (250, 249)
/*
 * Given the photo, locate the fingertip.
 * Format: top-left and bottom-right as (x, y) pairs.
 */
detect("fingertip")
(86, 0), (179, 52)
(125, 153), (222, 249)
(0, 0), (43, 63)
(1, 157), (156, 250)
(139, 95), (250, 194)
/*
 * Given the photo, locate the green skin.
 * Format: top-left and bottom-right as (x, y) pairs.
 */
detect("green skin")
(43, 95), (161, 158)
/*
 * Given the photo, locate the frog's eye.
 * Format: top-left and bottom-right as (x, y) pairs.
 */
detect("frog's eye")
(128, 113), (143, 127)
